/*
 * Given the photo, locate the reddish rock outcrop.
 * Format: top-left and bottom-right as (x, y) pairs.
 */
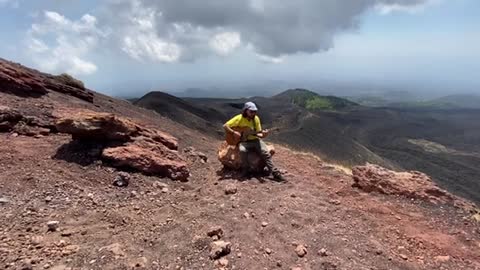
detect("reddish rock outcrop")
(0, 58), (93, 102)
(352, 163), (455, 204)
(56, 110), (189, 181)
(217, 142), (275, 172)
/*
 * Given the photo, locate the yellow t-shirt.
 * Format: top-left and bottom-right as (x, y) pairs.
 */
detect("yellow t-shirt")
(225, 114), (262, 141)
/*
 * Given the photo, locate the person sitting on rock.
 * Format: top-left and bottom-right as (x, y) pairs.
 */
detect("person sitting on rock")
(223, 101), (285, 181)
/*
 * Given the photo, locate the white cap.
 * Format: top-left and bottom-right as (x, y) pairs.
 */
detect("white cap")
(243, 101), (258, 111)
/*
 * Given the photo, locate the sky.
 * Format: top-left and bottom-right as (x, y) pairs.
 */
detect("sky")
(0, 0), (479, 97)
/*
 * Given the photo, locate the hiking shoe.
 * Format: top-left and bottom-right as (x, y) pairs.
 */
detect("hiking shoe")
(273, 172), (286, 182)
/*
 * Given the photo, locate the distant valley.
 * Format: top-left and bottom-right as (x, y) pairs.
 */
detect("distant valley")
(134, 89), (480, 204)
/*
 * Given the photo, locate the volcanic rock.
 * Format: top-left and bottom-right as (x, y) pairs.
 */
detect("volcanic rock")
(295, 244), (307, 257)
(47, 221), (59, 232)
(0, 58), (93, 101)
(0, 106), (23, 132)
(207, 226), (224, 239)
(217, 142), (275, 172)
(352, 163), (456, 204)
(113, 172), (130, 187)
(56, 109), (189, 181)
(209, 240), (231, 260)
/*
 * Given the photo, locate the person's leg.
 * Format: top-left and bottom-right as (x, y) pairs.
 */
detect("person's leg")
(259, 140), (285, 181)
(238, 141), (255, 177)
(258, 140), (278, 173)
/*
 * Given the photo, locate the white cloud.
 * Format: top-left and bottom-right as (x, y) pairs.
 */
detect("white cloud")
(209, 32), (241, 56)
(256, 53), (284, 64)
(118, 0), (181, 63)
(375, 0), (440, 15)
(122, 34), (181, 63)
(28, 38), (48, 53)
(26, 10), (105, 76)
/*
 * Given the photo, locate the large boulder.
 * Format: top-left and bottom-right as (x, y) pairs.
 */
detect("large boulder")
(102, 139), (189, 181)
(352, 163), (455, 204)
(56, 109), (189, 181)
(217, 142), (275, 172)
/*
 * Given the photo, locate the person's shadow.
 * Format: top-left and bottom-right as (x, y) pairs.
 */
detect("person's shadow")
(216, 167), (271, 183)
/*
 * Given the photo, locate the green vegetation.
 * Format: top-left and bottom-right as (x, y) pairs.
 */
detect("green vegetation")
(281, 88), (357, 111)
(306, 97), (334, 110)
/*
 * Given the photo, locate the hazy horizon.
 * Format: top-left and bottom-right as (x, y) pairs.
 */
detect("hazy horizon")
(1, 0), (478, 97)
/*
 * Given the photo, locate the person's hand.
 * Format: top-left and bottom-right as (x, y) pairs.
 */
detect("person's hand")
(233, 131), (241, 138)
(262, 129), (270, 135)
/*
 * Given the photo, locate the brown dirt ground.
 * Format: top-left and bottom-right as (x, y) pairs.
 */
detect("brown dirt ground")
(1, 90), (480, 270)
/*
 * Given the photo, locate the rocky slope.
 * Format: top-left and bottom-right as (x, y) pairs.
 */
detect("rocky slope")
(1, 59), (479, 270)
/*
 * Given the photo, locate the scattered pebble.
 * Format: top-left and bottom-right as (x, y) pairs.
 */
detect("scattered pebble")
(318, 248), (328, 257)
(435, 255), (451, 263)
(295, 244), (307, 257)
(113, 172), (130, 187)
(224, 184), (238, 195)
(0, 196), (9, 205)
(217, 258), (229, 267)
(261, 222), (268, 227)
(209, 241), (231, 260)
(47, 221), (59, 232)
(207, 226), (224, 239)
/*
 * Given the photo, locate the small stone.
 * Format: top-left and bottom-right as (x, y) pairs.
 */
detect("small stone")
(243, 212), (250, 219)
(224, 184), (238, 195)
(318, 248), (328, 257)
(265, 248), (272, 255)
(399, 254), (408, 260)
(0, 197), (9, 204)
(47, 221), (59, 232)
(261, 222), (268, 227)
(295, 244), (307, 257)
(207, 226), (224, 239)
(45, 196), (53, 203)
(161, 187), (169, 193)
(209, 241), (231, 260)
(218, 258), (229, 267)
(237, 253), (242, 258)
(61, 230), (74, 237)
(113, 172), (130, 187)
(329, 199), (341, 205)
(434, 255), (451, 263)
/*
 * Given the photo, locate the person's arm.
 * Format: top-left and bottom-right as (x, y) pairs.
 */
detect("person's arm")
(254, 116), (268, 138)
(257, 129), (269, 138)
(223, 123), (241, 137)
(224, 115), (242, 138)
